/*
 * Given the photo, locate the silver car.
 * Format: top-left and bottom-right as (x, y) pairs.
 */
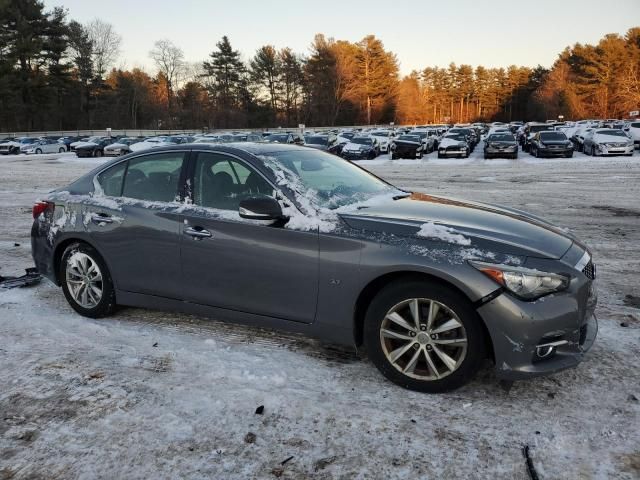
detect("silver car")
(21, 138), (67, 155)
(31, 144), (597, 393)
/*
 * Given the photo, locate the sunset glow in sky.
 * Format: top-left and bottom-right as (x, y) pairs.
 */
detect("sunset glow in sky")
(45, 0), (640, 74)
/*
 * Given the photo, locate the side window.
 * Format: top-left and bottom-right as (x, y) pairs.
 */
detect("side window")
(193, 152), (273, 211)
(122, 152), (185, 202)
(97, 161), (127, 197)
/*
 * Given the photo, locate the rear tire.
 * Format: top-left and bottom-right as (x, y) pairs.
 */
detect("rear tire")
(59, 147), (66, 153)
(94, 149), (103, 158)
(60, 242), (117, 318)
(35, 148), (42, 154)
(364, 280), (487, 393)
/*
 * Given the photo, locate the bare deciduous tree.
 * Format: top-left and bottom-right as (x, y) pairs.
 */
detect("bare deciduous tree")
(87, 19), (122, 79)
(150, 39), (185, 125)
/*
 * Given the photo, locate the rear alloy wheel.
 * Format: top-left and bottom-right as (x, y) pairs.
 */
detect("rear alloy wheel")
(364, 281), (486, 393)
(35, 148), (42, 154)
(60, 243), (116, 318)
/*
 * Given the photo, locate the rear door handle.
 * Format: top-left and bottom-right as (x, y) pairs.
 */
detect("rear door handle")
(91, 213), (113, 224)
(184, 226), (212, 239)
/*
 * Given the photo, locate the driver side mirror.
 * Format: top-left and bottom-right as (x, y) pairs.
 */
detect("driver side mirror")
(239, 196), (283, 221)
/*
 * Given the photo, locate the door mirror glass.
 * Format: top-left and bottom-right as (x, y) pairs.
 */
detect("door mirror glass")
(239, 196), (282, 220)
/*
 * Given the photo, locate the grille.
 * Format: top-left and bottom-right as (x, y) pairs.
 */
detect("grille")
(582, 260), (596, 280)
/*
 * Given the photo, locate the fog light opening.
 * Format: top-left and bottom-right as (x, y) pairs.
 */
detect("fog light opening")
(536, 345), (555, 358)
(535, 340), (568, 359)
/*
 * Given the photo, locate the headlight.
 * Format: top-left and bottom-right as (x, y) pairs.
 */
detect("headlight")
(470, 261), (570, 300)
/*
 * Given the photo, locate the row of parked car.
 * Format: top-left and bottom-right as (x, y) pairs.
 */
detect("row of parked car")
(1, 118), (637, 160)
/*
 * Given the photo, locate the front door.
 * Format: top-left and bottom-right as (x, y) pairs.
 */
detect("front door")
(179, 151), (319, 323)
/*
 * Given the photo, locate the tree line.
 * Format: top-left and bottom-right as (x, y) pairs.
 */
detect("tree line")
(1, 1), (638, 132)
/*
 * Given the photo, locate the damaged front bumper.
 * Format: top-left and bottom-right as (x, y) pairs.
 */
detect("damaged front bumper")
(477, 277), (598, 380)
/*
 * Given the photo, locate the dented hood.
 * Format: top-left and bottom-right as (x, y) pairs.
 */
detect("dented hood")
(339, 193), (575, 259)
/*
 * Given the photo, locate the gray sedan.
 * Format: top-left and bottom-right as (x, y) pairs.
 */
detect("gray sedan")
(31, 143), (597, 392)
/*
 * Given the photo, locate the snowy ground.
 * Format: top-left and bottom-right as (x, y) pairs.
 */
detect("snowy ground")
(1, 147), (639, 479)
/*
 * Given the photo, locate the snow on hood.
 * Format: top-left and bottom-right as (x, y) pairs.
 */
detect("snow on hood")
(73, 141), (98, 149)
(439, 137), (466, 148)
(339, 192), (575, 259)
(0, 141), (21, 147)
(129, 141), (160, 152)
(416, 221), (471, 246)
(343, 142), (368, 151)
(105, 142), (127, 149)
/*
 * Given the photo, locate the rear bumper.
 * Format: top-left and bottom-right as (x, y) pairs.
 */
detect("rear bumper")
(477, 281), (598, 380)
(31, 220), (57, 284)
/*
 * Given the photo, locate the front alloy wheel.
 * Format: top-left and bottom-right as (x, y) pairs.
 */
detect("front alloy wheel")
(364, 281), (486, 393)
(380, 298), (467, 381)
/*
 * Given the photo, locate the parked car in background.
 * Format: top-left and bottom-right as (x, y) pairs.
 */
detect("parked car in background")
(75, 137), (116, 158)
(370, 130), (394, 153)
(529, 131), (574, 158)
(57, 136), (81, 152)
(104, 137), (143, 157)
(129, 135), (194, 152)
(448, 128), (478, 150)
(31, 143), (598, 393)
(483, 133), (518, 159)
(70, 137), (99, 152)
(570, 127), (594, 152)
(304, 134), (341, 155)
(582, 129), (634, 156)
(391, 134), (424, 159)
(437, 133), (470, 158)
(411, 129), (437, 154)
(0, 137), (40, 155)
(627, 121), (640, 149)
(21, 138), (67, 155)
(264, 132), (305, 145)
(340, 136), (379, 160)
(521, 123), (554, 152)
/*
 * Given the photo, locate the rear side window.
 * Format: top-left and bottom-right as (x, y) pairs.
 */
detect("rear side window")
(97, 162), (127, 196)
(631, 122), (640, 128)
(122, 153), (185, 202)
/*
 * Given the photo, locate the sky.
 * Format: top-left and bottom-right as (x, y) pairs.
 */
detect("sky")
(44, 0), (640, 75)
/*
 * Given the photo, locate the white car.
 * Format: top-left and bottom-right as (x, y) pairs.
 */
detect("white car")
(20, 138), (67, 155)
(628, 121), (640, 149)
(369, 130), (394, 153)
(582, 129), (634, 156)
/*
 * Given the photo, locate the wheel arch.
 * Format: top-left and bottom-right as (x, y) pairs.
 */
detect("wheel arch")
(53, 237), (106, 286)
(352, 270), (495, 361)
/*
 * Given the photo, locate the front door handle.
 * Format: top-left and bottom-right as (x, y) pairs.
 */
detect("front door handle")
(184, 226), (212, 239)
(91, 213), (113, 224)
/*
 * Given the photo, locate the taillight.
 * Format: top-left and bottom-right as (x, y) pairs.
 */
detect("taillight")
(33, 201), (54, 219)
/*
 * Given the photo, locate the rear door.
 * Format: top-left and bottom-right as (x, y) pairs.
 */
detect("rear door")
(89, 151), (187, 298)
(179, 151), (319, 323)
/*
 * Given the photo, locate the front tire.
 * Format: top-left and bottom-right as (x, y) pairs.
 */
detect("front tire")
(59, 147), (66, 153)
(94, 149), (103, 158)
(35, 148), (42, 154)
(364, 280), (486, 393)
(60, 242), (116, 318)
